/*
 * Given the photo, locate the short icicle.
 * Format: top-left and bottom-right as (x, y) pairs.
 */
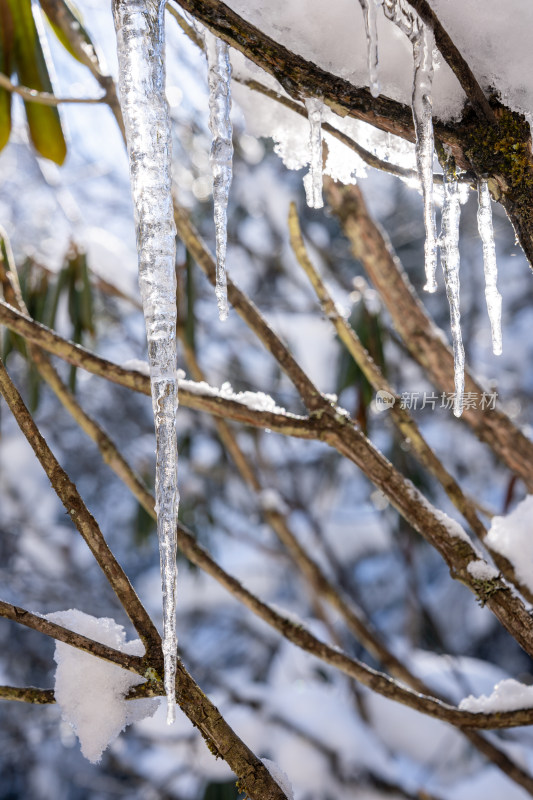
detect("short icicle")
(112, 0), (179, 723)
(477, 179), (502, 355)
(359, 0), (381, 97)
(205, 31), (233, 322)
(441, 170), (465, 417)
(304, 98), (324, 209)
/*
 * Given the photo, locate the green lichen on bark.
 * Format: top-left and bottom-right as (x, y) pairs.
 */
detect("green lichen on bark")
(462, 102), (533, 197)
(470, 576), (504, 607)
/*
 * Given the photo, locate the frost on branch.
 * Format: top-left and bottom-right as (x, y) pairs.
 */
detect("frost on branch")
(205, 30), (233, 321)
(477, 179), (502, 355)
(112, 0), (179, 723)
(48, 610), (158, 763)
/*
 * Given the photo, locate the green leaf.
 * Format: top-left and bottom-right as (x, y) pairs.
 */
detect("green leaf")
(8, 0), (67, 164)
(0, 0), (14, 151)
(39, 0), (100, 70)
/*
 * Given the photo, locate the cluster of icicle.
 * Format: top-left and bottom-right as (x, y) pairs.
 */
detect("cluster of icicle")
(301, 0), (503, 416)
(346, 0), (503, 416)
(112, 0), (179, 723)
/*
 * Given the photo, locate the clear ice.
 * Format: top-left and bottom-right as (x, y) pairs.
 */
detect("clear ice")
(205, 31), (233, 322)
(113, 0), (179, 723)
(359, 0), (381, 97)
(441, 171), (465, 417)
(412, 23), (438, 292)
(304, 98), (324, 209)
(477, 179), (502, 355)
(383, 1), (437, 292)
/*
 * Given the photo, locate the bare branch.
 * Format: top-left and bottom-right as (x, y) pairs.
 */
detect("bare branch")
(0, 686), (55, 704)
(176, 203), (533, 656)
(325, 180), (533, 496)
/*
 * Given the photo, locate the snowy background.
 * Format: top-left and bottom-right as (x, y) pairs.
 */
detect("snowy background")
(1, 1), (533, 798)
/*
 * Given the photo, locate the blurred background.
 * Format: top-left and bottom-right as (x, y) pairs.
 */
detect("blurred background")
(1, 2), (533, 798)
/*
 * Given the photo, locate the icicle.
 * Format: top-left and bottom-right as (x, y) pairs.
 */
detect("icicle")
(477, 179), (502, 356)
(304, 98), (324, 209)
(359, 0), (381, 97)
(382, 1), (437, 292)
(440, 170), (464, 417)
(412, 23), (437, 292)
(113, 0), (178, 724)
(205, 32), (233, 322)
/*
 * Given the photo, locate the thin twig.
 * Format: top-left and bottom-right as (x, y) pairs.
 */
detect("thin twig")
(0, 600), (144, 673)
(0, 686), (56, 704)
(0, 72), (104, 106)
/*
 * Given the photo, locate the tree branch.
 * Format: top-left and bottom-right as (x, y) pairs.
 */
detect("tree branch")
(0, 686), (56, 704)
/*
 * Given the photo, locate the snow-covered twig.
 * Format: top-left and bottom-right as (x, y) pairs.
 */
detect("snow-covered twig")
(0, 600), (143, 673)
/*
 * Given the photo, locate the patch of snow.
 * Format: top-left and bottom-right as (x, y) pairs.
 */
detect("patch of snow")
(459, 678), (533, 713)
(259, 488), (289, 514)
(262, 757), (294, 799)
(47, 609), (159, 763)
(121, 359), (150, 375)
(486, 495), (533, 594)
(467, 559), (499, 582)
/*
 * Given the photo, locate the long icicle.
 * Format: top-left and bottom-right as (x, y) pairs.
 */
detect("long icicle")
(477, 179), (502, 355)
(412, 21), (438, 292)
(359, 0), (380, 97)
(304, 98), (324, 209)
(205, 32), (233, 322)
(441, 169), (465, 417)
(113, 0), (178, 723)
(383, 1), (437, 292)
